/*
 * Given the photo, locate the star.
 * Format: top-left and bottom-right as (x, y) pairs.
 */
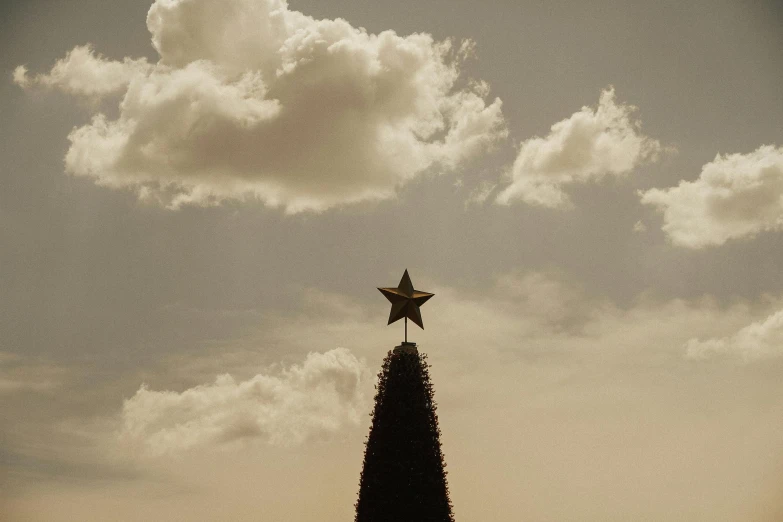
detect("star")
(378, 269), (434, 330)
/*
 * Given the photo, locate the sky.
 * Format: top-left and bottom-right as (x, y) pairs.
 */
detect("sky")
(1, 0), (783, 520)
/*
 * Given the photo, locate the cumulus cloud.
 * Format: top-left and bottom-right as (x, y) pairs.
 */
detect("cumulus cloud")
(17, 0), (506, 212)
(119, 348), (369, 454)
(685, 308), (783, 361)
(641, 145), (783, 248)
(13, 45), (151, 97)
(12, 65), (30, 87)
(496, 87), (662, 208)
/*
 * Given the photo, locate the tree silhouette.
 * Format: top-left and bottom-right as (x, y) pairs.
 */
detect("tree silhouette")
(355, 346), (454, 522)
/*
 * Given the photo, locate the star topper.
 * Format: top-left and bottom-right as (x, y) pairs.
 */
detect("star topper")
(378, 269), (434, 343)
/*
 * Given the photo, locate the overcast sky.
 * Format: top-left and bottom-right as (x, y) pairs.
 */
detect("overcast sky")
(2, 0), (783, 520)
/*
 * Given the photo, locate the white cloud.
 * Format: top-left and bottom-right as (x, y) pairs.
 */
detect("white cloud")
(496, 87), (662, 208)
(13, 45), (151, 97)
(641, 145), (783, 248)
(685, 308), (783, 361)
(17, 0), (506, 212)
(12, 65), (30, 87)
(119, 348), (369, 454)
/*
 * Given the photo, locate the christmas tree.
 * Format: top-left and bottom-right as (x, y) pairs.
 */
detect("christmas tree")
(355, 343), (454, 522)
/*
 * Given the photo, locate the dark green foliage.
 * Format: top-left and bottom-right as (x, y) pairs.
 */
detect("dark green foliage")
(355, 348), (454, 522)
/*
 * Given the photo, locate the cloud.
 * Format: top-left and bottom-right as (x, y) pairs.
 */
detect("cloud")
(13, 45), (151, 97)
(685, 307), (783, 361)
(496, 87), (662, 208)
(12, 65), (30, 87)
(0, 353), (68, 394)
(7, 274), (783, 521)
(633, 220), (647, 233)
(264, 270), (766, 369)
(17, 0), (506, 212)
(641, 145), (783, 248)
(464, 180), (497, 207)
(118, 348), (369, 454)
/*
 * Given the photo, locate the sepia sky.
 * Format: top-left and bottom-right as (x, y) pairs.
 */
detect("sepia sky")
(2, 0), (783, 520)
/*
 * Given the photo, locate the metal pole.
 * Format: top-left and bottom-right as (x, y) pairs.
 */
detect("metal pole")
(405, 317), (407, 343)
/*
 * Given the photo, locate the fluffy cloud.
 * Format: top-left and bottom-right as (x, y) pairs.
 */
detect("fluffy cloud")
(496, 87), (661, 208)
(13, 45), (151, 97)
(17, 0), (505, 212)
(641, 145), (783, 248)
(119, 348), (369, 454)
(685, 308), (783, 361)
